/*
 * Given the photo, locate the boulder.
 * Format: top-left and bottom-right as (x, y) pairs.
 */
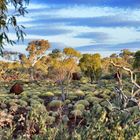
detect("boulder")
(10, 83), (23, 95)
(72, 73), (81, 80)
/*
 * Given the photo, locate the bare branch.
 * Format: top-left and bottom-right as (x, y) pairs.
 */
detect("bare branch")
(110, 60), (140, 91)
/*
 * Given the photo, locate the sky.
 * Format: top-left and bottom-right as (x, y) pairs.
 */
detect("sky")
(6, 0), (140, 57)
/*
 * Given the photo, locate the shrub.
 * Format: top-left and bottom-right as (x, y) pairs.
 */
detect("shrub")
(52, 112), (59, 117)
(86, 97), (101, 104)
(54, 91), (62, 96)
(46, 116), (55, 125)
(64, 99), (71, 105)
(49, 100), (63, 108)
(17, 99), (28, 107)
(71, 109), (83, 116)
(75, 89), (85, 97)
(76, 100), (89, 107)
(68, 95), (77, 100)
(80, 77), (88, 84)
(41, 92), (54, 97)
(74, 104), (85, 111)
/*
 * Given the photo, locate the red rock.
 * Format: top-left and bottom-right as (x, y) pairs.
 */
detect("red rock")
(10, 83), (23, 95)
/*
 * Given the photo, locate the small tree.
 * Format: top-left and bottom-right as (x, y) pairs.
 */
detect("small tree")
(48, 48), (80, 100)
(133, 50), (140, 70)
(79, 53), (102, 83)
(119, 49), (134, 61)
(20, 40), (50, 80)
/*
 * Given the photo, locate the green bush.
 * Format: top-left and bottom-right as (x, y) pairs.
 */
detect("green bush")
(68, 95), (77, 100)
(75, 89), (85, 97)
(46, 116), (55, 125)
(17, 99), (28, 107)
(49, 100), (63, 108)
(64, 99), (71, 105)
(86, 96), (101, 104)
(76, 100), (89, 107)
(74, 104), (85, 111)
(41, 91), (54, 97)
(71, 109), (83, 116)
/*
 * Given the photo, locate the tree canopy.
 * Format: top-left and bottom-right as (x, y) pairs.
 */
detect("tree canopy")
(133, 50), (140, 70)
(79, 53), (102, 83)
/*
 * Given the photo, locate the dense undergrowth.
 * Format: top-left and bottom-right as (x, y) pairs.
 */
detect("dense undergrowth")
(0, 78), (140, 140)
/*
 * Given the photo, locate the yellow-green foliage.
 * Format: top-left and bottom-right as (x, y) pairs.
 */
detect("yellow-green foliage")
(86, 96), (101, 104)
(75, 89), (85, 97)
(41, 92), (54, 97)
(63, 47), (81, 59)
(71, 109), (83, 116)
(46, 116), (55, 125)
(74, 104), (85, 111)
(79, 53), (102, 82)
(64, 99), (71, 105)
(76, 100), (89, 107)
(49, 100), (63, 108)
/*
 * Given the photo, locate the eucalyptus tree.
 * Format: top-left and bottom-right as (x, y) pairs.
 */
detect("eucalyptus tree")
(79, 53), (102, 83)
(19, 40), (50, 81)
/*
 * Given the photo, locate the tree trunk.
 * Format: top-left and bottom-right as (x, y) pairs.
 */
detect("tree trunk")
(90, 76), (94, 84)
(29, 67), (34, 81)
(60, 83), (65, 101)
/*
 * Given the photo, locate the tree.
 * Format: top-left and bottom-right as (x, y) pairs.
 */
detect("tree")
(119, 49), (134, 63)
(111, 60), (140, 109)
(48, 48), (80, 100)
(133, 50), (140, 83)
(110, 53), (118, 58)
(0, 0), (29, 55)
(49, 49), (62, 59)
(133, 50), (140, 70)
(19, 40), (50, 80)
(79, 53), (102, 83)
(63, 47), (81, 62)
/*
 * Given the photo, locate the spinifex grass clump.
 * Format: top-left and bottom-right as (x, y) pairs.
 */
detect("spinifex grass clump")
(49, 100), (63, 108)
(74, 104), (85, 111)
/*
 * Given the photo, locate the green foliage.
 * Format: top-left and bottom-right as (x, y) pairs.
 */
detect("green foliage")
(86, 96), (102, 104)
(64, 99), (71, 105)
(63, 47), (81, 59)
(46, 116), (55, 125)
(76, 100), (89, 107)
(75, 89), (85, 97)
(49, 48), (62, 59)
(74, 104), (85, 111)
(133, 50), (140, 70)
(0, 0), (29, 55)
(49, 100), (63, 108)
(71, 109), (83, 116)
(41, 92), (54, 97)
(79, 53), (102, 83)
(119, 49), (134, 63)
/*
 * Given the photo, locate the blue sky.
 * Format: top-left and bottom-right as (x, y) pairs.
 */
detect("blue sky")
(6, 0), (140, 56)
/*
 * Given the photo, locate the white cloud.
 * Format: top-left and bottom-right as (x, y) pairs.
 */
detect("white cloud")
(8, 3), (49, 10)
(6, 3), (140, 56)
(28, 3), (50, 10)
